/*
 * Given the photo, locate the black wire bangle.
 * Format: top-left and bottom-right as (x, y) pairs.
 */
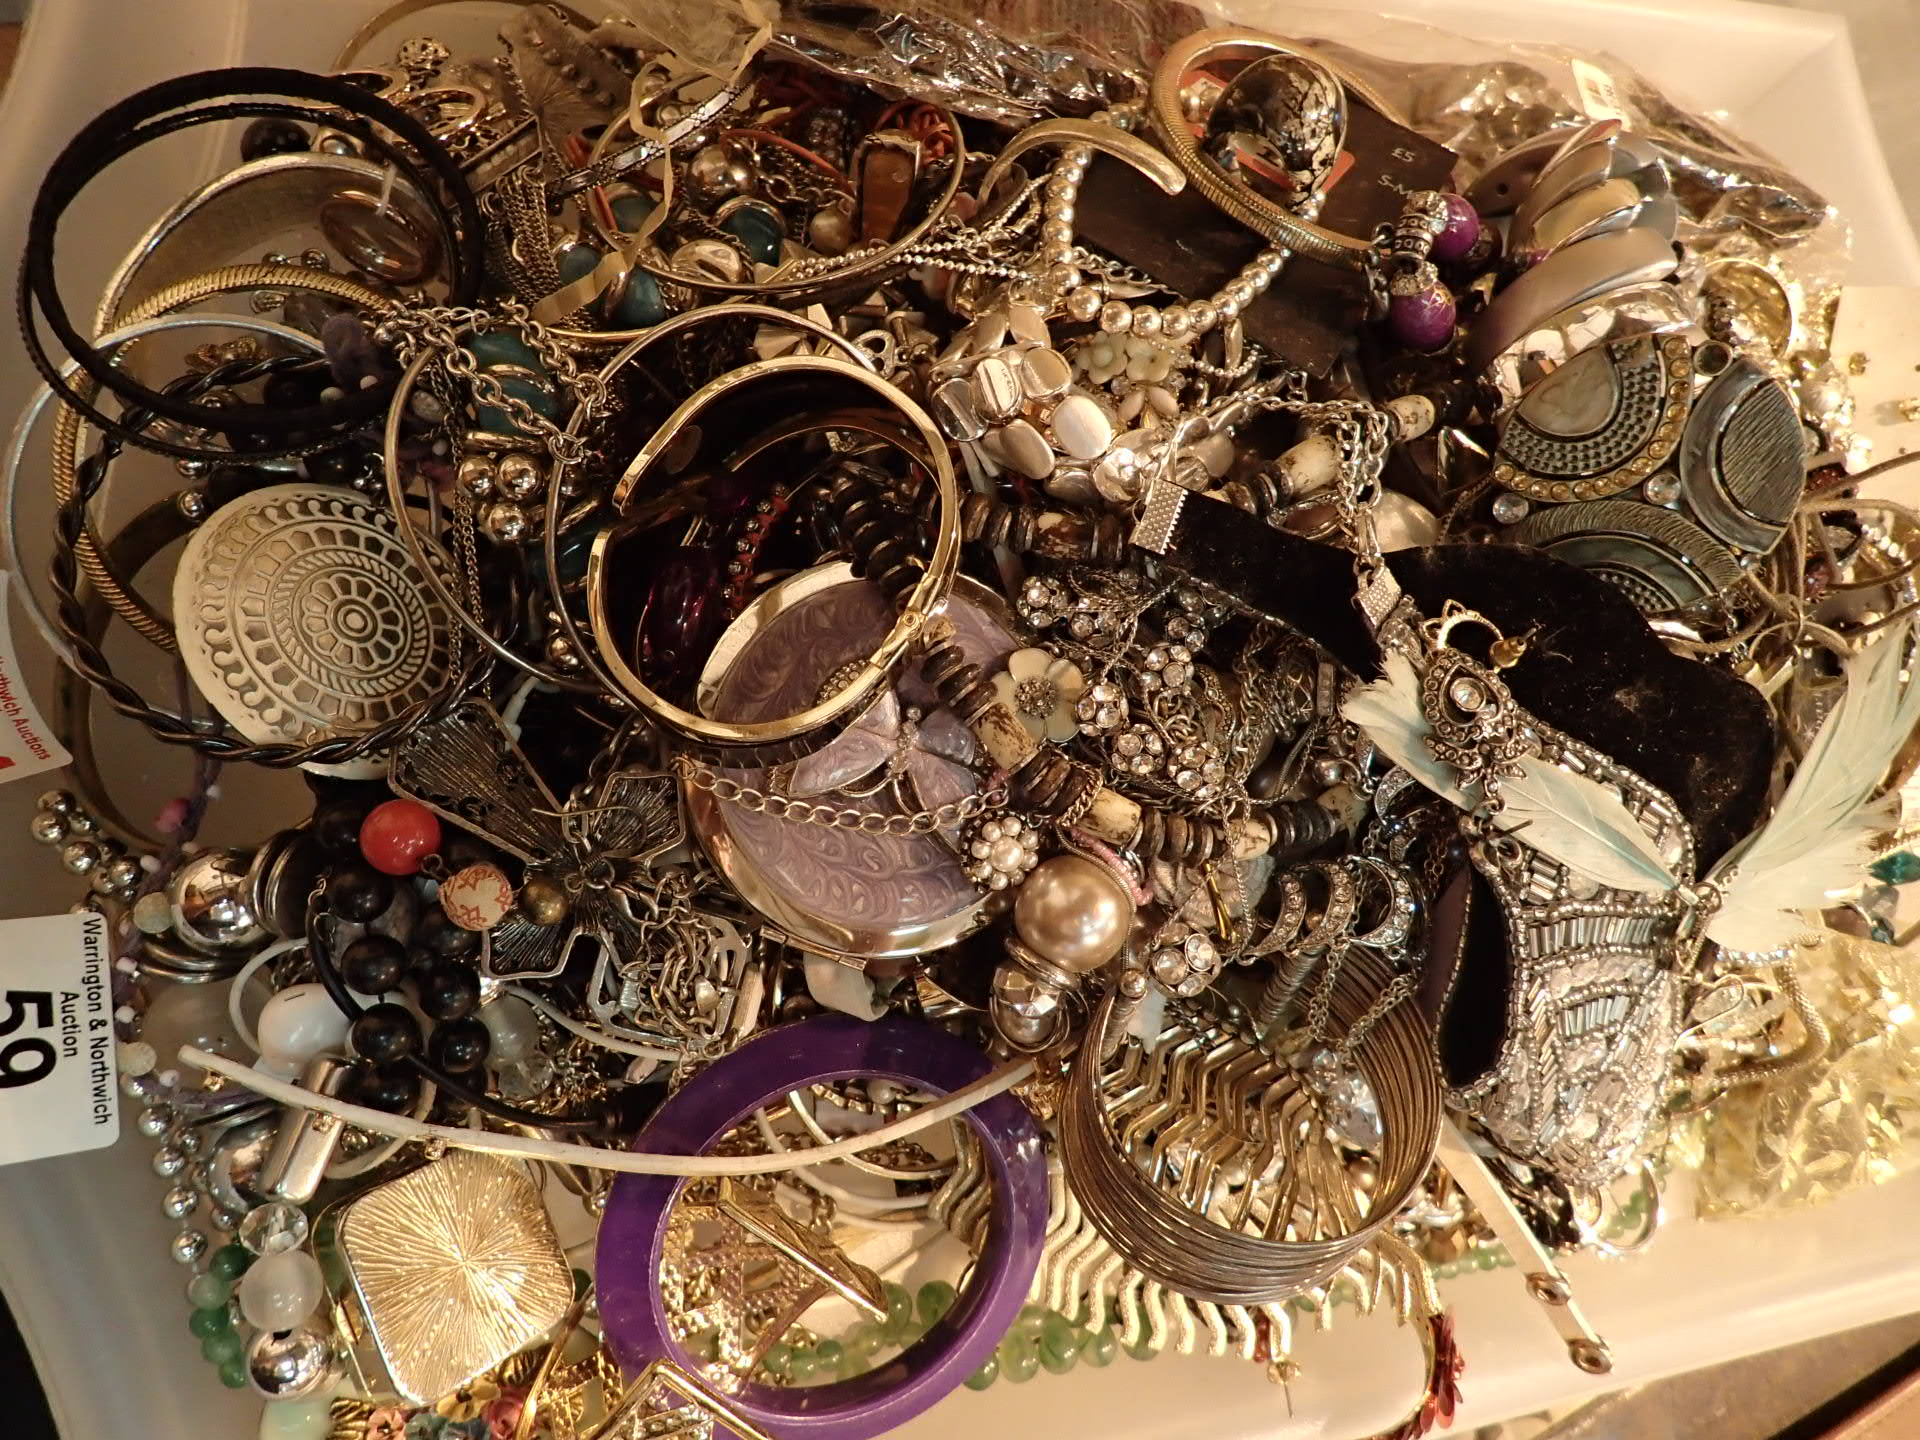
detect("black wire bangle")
(304, 902), (608, 1135)
(19, 67), (483, 459)
(49, 356), (491, 768)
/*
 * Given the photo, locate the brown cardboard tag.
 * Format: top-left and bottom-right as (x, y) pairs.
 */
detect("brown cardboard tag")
(1075, 104), (1456, 375)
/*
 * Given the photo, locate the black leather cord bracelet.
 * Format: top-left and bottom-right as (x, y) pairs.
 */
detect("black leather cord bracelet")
(19, 67), (484, 459)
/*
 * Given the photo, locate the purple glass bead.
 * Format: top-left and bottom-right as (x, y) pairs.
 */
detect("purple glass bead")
(1389, 285), (1457, 352)
(639, 547), (724, 677)
(1430, 193), (1481, 264)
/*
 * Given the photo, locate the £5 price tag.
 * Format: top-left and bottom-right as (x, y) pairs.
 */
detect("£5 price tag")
(0, 911), (121, 1165)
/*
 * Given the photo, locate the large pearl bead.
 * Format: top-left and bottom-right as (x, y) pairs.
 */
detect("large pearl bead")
(1013, 856), (1134, 974)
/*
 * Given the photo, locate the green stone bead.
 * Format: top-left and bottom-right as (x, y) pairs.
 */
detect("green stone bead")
(1475, 1251), (1499, 1271)
(721, 205), (785, 264)
(846, 1323), (884, 1359)
(788, 1350), (818, 1382)
(963, 1354), (998, 1391)
(467, 330), (544, 371)
(998, 1338), (1039, 1383)
(1872, 851), (1920, 884)
(608, 269), (666, 330)
(200, 1329), (244, 1365)
(186, 1273), (232, 1309)
(762, 1343), (794, 1378)
(917, 1280), (957, 1325)
(1013, 1305), (1047, 1342)
(611, 193), (656, 233)
(1039, 1338), (1078, 1375)
(1497, 1250), (1516, 1268)
(188, 1307), (231, 1339)
(208, 1243), (251, 1282)
(556, 244), (603, 287)
(1080, 1327), (1117, 1368)
(1040, 1313), (1078, 1364)
(217, 1358), (250, 1390)
(883, 1283), (914, 1337)
(1437, 1262), (1458, 1279)
(814, 1339), (844, 1367)
(1124, 1338), (1156, 1361)
(258, 1397), (334, 1440)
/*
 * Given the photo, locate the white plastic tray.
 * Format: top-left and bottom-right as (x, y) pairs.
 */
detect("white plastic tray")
(0, 2), (1915, 1438)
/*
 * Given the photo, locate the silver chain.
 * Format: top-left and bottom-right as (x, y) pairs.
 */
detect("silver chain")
(379, 302), (606, 467)
(676, 757), (1008, 836)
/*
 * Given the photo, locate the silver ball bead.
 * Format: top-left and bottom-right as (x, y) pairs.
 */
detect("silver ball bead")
(494, 452), (545, 502)
(65, 810), (99, 836)
(161, 1186), (199, 1220)
(37, 789), (76, 815)
(455, 454), (497, 500)
(167, 849), (268, 952)
(136, 1105), (173, 1139)
(1099, 300), (1133, 334)
(481, 501), (531, 545)
(93, 855), (144, 896)
(170, 1229), (209, 1265)
(152, 1146), (189, 1179)
(246, 1324), (338, 1400)
(686, 142), (754, 203)
(178, 1126), (211, 1157)
(1130, 306), (1162, 339)
(28, 811), (69, 846)
(1012, 855), (1136, 974)
(177, 489), (211, 522)
(61, 840), (103, 876)
(1065, 287), (1104, 323)
(211, 1208), (245, 1235)
(1188, 300), (1219, 335)
(121, 1071), (161, 1100)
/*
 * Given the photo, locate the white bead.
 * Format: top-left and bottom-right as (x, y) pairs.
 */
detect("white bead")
(1050, 394), (1115, 460)
(253, 984), (349, 1081)
(237, 1249), (325, 1332)
(258, 1397), (333, 1440)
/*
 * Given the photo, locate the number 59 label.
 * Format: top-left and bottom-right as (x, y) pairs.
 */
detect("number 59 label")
(0, 912), (120, 1165)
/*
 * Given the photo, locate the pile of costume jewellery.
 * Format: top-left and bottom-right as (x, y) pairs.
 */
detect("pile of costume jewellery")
(13, 2), (1920, 1437)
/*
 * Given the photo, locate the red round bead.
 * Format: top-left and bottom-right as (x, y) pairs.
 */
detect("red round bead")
(358, 799), (442, 876)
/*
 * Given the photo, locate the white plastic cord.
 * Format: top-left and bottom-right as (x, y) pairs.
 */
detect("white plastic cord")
(506, 984), (683, 1062)
(325, 1079), (437, 1181)
(225, 938), (308, 1056)
(180, 1044), (1034, 1177)
(753, 1110), (934, 1216)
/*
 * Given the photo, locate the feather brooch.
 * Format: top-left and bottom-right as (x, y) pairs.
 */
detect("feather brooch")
(1343, 624), (1919, 955)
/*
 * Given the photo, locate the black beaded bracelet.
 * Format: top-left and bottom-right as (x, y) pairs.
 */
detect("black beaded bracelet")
(19, 67), (484, 461)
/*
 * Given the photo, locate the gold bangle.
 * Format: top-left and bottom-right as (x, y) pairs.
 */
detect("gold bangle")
(49, 265), (398, 651)
(585, 353), (960, 763)
(1150, 28), (1411, 270)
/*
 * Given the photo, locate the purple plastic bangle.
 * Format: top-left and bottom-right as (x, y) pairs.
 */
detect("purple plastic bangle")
(595, 1014), (1048, 1440)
